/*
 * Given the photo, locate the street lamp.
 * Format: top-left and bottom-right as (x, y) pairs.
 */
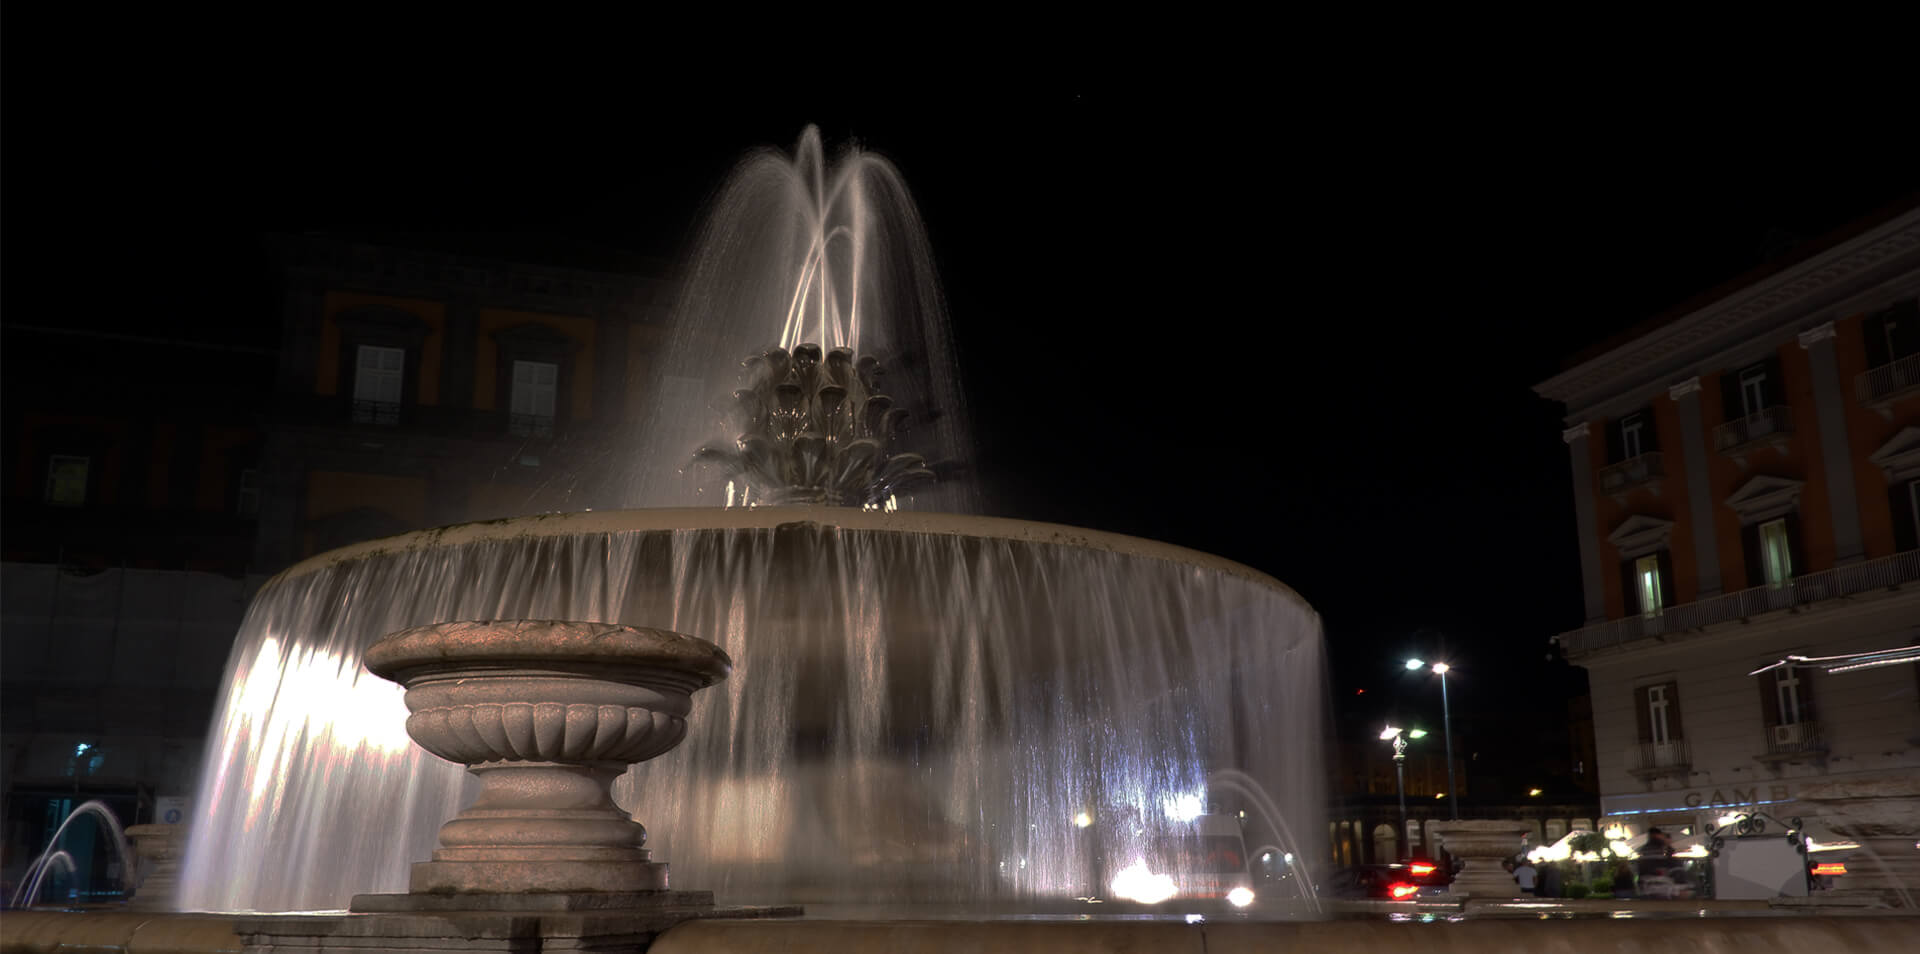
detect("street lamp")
(1407, 658), (1458, 820)
(1380, 726), (1409, 859)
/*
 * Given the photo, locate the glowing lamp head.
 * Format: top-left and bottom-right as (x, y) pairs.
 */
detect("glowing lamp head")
(1227, 886), (1255, 908)
(1528, 788), (1543, 797)
(1407, 728), (1429, 739)
(1404, 659), (1425, 671)
(1379, 726), (1402, 741)
(1073, 811), (1093, 829)
(1431, 662), (1450, 675)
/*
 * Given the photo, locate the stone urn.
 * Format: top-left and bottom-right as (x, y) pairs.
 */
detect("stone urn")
(124, 822), (183, 910)
(1431, 820), (1531, 899)
(362, 619), (731, 896)
(1798, 775), (1920, 907)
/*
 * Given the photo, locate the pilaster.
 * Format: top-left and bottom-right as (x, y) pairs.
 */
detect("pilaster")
(1564, 423), (1606, 623)
(1798, 322), (1866, 564)
(1667, 377), (1722, 595)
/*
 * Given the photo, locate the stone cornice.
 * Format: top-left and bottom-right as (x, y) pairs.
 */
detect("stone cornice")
(1796, 321), (1837, 348)
(1667, 377), (1701, 400)
(1536, 208), (1920, 415)
(272, 233), (666, 317)
(1562, 422), (1591, 443)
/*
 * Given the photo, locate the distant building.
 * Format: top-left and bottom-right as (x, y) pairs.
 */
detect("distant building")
(1, 323), (272, 893)
(1535, 204), (1920, 902)
(254, 234), (668, 572)
(0, 235), (672, 895)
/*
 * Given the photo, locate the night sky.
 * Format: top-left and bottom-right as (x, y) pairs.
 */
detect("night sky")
(10, 60), (1917, 790)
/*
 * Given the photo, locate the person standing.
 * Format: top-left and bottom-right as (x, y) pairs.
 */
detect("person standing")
(1513, 858), (1538, 895)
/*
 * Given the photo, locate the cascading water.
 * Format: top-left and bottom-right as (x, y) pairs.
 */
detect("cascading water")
(178, 128), (1328, 914)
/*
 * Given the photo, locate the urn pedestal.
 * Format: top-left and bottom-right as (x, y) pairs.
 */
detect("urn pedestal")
(357, 619), (732, 900)
(1431, 820), (1530, 899)
(124, 823), (183, 911)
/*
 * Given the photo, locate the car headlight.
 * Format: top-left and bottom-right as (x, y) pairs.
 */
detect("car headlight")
(1227, 886), (1255, 908)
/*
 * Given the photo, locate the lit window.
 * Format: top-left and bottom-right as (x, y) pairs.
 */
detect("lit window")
(509, 360), (558, 437)
(46, 455), (89, 506)
(1758, 518), (1792, 588)
(353, 345), (405, 424)
(1635, 554), (1664, 617)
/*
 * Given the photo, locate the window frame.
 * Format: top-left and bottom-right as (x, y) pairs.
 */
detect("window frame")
(46, 454), (91, 506)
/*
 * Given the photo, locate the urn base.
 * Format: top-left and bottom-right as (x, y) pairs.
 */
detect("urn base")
(410, 858), (670, 895)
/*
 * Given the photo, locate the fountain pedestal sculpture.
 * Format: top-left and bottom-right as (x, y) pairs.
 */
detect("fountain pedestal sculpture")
(1430, 820), (1530, 899)
(238, 620), (795, 954)
(1798, 776), (1920, 907)
(124, 823), (184, 911)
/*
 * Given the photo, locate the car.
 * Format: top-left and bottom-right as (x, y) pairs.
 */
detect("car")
(1321, 862), (1451, 900)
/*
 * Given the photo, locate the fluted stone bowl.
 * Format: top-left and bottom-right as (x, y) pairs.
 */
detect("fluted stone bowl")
(365, 619), (732, 767)
(361, 619), (732, 896)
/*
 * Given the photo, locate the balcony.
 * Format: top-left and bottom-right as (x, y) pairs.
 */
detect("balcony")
(1555, 549), (1920, 658)
(351, 399), (402, 426)
(1626, 740), (1691, 781)
(1857, 352), (1920, 412)
(1714, 406), (1793, 459)
(1755, 721), (1827, 764)
(1599, 452), (1664, 495)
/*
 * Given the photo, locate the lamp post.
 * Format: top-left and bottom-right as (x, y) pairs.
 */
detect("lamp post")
(1407, 658), (1458, 820)
(1381, 726), (1409, 859)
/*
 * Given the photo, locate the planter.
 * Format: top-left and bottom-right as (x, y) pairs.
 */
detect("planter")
(1430, 820), (1530, 899)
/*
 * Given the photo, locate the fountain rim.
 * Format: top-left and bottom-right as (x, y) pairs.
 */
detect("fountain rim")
(268, 506), (1314, 611)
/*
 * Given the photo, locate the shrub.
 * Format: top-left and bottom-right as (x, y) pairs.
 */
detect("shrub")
(1590, 878), (1617, 897)
(1565, 883), (1590, 899)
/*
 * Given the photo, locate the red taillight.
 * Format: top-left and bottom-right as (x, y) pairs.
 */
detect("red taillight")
(1409, 862), (1437, 877)
(1812, 862), (1847, 876)
(1389, 882), (1419, 900)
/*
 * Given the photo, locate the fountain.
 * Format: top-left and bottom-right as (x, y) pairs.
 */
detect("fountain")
(171, 126), (1329, 916)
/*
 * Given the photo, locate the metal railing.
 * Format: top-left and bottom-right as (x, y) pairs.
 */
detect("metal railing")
(1557, 549), (1920, 657)
(1714, 406), (1793, 452)
(351, 399), (401, 426)
(1628, 740), (1691, 773)
(508, 413), (556, 438)
(1760, 721), (1827, 758)
(1599, 452), (1664, 494)
(1857, 352), (1920, 404)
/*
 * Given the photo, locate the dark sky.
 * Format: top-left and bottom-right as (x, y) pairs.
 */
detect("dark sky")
(10, 57), (1917, 780)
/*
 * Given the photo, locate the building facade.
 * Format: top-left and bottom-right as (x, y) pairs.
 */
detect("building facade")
(254, 235), (668, 572)
(1536, 205), (1920, 901)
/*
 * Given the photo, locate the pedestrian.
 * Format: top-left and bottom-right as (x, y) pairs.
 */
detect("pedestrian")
(1538, 861), (1563, 899)
(1611, 860), (1635, 899)
(1513, 858), (1538, 895)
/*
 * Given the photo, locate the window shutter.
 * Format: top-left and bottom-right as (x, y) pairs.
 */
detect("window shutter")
(1782, 511), (1805, 579)
(1663, 681), (1685, 740)
(1889, 299), (1920, 361)
(1620, 559), (1639, 616)
(1760, 354), (1786, 408)
(1641, 409), (1661, 453)
(1655, 549), (1675, 607)
(1757, 671), (1782, 727)
(1606, 418), (1624, 465)
(1891, 481), (1919, 554)
(1635, 686), (1653, 743)
(1741, 522), (1764, 589)
(1718, 371), (1743, 425)
(1800, 668), (1816, 723)
(1863, 309), (1893, 369)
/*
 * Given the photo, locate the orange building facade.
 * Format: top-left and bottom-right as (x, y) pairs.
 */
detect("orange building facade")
(256, 235), (668, 571)
(1536, 205), (1920, 902)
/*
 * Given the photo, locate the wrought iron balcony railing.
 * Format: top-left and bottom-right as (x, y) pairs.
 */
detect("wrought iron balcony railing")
(1857, 352), (1920, 405)
(1556, 549), (1920, 658)
(1627, 740), (1691, 777)
(1714, 406), (1793, 453)
(1758, 721), (1827, 760)
(508, 413), (556, 438)
(1599, 452), (1664, 494)
(351, 399), (402, 426)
